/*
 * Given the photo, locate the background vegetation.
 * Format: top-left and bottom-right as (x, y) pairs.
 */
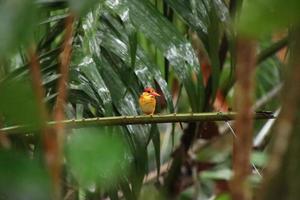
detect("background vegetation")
(0, 0), (298, 200)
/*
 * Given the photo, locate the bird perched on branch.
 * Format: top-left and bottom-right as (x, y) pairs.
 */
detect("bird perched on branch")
(139, 87), (160, 115)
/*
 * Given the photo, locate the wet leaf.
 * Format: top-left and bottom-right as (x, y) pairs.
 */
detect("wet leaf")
(128, 27), (138, 68)
(106, 0), (204, 111)
(70, 12), (152, 196)
(97, 13), (174, 113)
(165, 0), (209, 43)
(129, 0), (203, 111)
(206, 1), (222, 102)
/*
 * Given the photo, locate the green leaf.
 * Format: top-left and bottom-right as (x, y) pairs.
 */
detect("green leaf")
(106, 0), (204, 111)
(69, 69), (108, 116)
(149, 125), (160, 178)
(37, 19), (65, 51)
(165, 0), (209, 42)
(98, 14), (174, 113)
(166, 0), (231, 47)
(98, 56), (151, 145)
(255, 56), (281, 101)
(167, 0), (234, 103)
(71, 12), (152, 196)
(130, 0), (203, 111)
(0, 0), (38, 58)
(238, 0), (300, 37)
(66, 126), (130, 189)
(39, 13), (69, 25)
(120, 178), (135, 200)
(69, 54), (113, 116)
(206, 1), (222, 102)
(0, 79), (41, 128)
(251, 151), (268, 168)
(75, 10), (171, 152)
(196, 133), (231, 163)
(139, 185), (164, 200)
(200, 168), (232, 181)
(128, 30), (137, 68)
(68, 0), (103, 16)
(0, 151), (51, 200)
(216, 193), (232, 200)
(36, 0), (67, 8)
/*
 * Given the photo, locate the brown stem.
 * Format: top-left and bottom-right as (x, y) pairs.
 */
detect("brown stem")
(52, 14), (74, 200)
(28, 48), (49, 125)
(0, 122), (10, 149)
(54, 14), (74, 122)
(258, 26), (300, 200)
(230, 38), (256, 200)
(28, 47), (58, 199)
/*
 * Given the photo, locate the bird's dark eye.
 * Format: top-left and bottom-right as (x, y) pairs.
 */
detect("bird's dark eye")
(147, 91), (150, 93)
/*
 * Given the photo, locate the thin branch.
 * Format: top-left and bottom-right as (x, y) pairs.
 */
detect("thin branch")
(219, 83), (282, 134)
(144, 161), (171, 183)
(253, 83), (282, 110)
(225, 121), (262, 178)
(253, 108), (281, 148)
(0, 112), (274, 134)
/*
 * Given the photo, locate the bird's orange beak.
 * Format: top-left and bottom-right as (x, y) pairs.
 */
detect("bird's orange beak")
(151, 91), (160, 97)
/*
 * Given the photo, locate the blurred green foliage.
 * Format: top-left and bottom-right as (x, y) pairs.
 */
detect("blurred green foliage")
(0, 79), (41, 127)
(68, 0), (103, 16)
(0, 0), (37, 58)
(0, 151), (51, 200)
(216, 193), (231, 200)
(238, 0), (300, 37)
(66, 127), (130, 189)
(139, 185), (164, 200)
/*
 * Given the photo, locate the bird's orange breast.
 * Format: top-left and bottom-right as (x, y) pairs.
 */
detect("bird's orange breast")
(139, 94), (156, 115)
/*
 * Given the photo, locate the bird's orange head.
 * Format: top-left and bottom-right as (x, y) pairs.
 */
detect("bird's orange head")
(143, 87), (160, 97)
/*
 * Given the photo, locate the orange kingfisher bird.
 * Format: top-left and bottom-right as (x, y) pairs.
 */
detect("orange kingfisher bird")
(139, 87), (160, 115)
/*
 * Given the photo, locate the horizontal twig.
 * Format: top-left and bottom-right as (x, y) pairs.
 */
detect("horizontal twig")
(0, 112), (274, 134)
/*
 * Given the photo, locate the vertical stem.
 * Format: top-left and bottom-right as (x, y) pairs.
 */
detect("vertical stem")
(28, 48), (49, 127)
(258, 27), (300, 200)
(52, 14), (74, 199)
(54, 15), (73, 122)
(231, 38), (256, 200)
(28, 47), (58, 198)
(0, 123), (10, 149)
